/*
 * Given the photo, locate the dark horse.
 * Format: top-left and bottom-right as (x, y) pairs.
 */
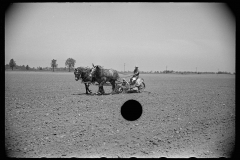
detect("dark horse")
(89, 64), (119, 95)
(74, 67), (96, 94)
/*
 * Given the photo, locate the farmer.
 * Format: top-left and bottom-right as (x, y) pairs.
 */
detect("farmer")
(130, 66), (139, 86)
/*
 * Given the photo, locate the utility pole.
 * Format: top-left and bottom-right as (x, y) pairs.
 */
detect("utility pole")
(196, 67), (197, 73)
(124, 63), (125, 73)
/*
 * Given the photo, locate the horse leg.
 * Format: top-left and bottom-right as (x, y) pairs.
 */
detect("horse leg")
(101, 86), (105, 94)
(97, 87), (101, 94)
(99, 81), (106, 94)
(96, 82), (102, 95)
(95, 81), (101, 94)
(87, 83), (92, 94)
(84, 83), (91, 94)
(84, 83), (89, 94)
(97, 86), (104, 95)
(110, 80), (116, 94)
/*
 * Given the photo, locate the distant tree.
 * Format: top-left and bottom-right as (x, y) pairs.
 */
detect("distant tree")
(65, 58), (76, 72)
(9, 59), (16, 70)
(37, 66), (43, 70)
(26, 65), (29, 70)
(21, 65), (25, 70)
(51, 59), (58, 72)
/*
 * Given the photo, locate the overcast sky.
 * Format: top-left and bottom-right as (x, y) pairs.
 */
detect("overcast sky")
(5, 3), (235, 72)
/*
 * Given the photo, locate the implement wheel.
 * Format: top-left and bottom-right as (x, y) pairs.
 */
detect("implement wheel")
(138, 82), (145, 93)
(115, 84), (123, 93)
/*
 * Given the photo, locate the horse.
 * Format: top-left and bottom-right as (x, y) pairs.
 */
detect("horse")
(74, 67), (96, 94)
(89, 64), (120, 95)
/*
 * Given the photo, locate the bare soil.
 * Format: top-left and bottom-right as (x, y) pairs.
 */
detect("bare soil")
(5, 71), (235, 158)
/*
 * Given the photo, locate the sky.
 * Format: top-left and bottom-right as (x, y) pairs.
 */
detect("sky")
(5, 3), (235, 72)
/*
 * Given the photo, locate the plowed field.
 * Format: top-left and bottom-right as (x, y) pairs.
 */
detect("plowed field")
(5, 71), (235, 158)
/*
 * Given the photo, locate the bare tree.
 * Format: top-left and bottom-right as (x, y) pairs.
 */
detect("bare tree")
(9, 59), (16, 70)
(65, 58), (76, 72)
(26, 65), (29, 70)
(51, 59), (58, 72)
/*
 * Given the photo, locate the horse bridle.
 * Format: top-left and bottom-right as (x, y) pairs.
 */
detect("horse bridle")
(89, 67), (96, 77)
(74, 69), (81, 80)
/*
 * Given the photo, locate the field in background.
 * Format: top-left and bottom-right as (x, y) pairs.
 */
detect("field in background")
(5, 71), (235, 158)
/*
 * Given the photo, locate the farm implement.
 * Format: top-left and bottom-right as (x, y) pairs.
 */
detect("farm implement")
(114, 77), (146, 94)
(81, 76), (145, 94)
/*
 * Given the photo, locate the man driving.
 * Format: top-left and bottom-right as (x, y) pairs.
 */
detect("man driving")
(130, 66), (139, 86)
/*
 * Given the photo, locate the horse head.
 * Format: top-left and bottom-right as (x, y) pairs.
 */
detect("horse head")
(74, 68), (82, 81)
(89, 64), (100, 78)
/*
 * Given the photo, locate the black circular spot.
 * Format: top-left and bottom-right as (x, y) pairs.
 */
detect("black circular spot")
(121, 99), (143, 121)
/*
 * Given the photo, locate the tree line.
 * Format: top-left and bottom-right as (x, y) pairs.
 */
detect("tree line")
(6, 58), (76, 72)
(6, 58), (233, 74)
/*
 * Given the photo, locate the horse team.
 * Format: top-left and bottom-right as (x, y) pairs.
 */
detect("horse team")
(74, 64), (120, 95)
